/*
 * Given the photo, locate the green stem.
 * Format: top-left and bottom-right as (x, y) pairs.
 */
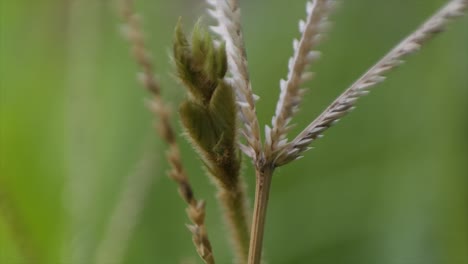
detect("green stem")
(248, 165), (274, 264)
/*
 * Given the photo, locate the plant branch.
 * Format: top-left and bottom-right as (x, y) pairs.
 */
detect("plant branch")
(266, 0), (335, 160)
(248, 165), (275, 264)
(275, 0), (468, 166)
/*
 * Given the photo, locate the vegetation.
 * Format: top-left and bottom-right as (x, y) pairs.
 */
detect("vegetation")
(0, 0), (467, 263)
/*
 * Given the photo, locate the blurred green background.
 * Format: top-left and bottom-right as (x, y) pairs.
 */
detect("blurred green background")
(1, 0), (467, 263)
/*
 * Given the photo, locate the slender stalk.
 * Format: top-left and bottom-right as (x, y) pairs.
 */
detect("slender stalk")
(218, 178), (251, 263)
(248, 165), (275, 264)
(119, 1), (215, 262)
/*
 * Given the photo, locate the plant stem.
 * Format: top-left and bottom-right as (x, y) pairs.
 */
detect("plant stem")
(248, 165), (274, 264)
(218, 178), (251, 263)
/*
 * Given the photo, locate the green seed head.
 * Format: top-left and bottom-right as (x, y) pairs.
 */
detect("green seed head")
(174, 19), (240, 187)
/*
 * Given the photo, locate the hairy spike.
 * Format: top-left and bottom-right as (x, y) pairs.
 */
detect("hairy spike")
(206, 0), (263, 164)
(266, 0), (335, 161)
(174, 22), (251, 262)
(275, 0), (468, 166)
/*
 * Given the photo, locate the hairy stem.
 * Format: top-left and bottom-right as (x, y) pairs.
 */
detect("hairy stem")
(248, 166), (275, 264)
(218, 177), (251, 263)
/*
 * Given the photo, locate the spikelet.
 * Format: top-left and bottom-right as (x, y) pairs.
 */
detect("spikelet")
(174, 22), (251, 263)
(275, 0), (468, 166)
(206, 0), (262, 163)
(266, 0), (335, 162)
(174, 20), (240, 188)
